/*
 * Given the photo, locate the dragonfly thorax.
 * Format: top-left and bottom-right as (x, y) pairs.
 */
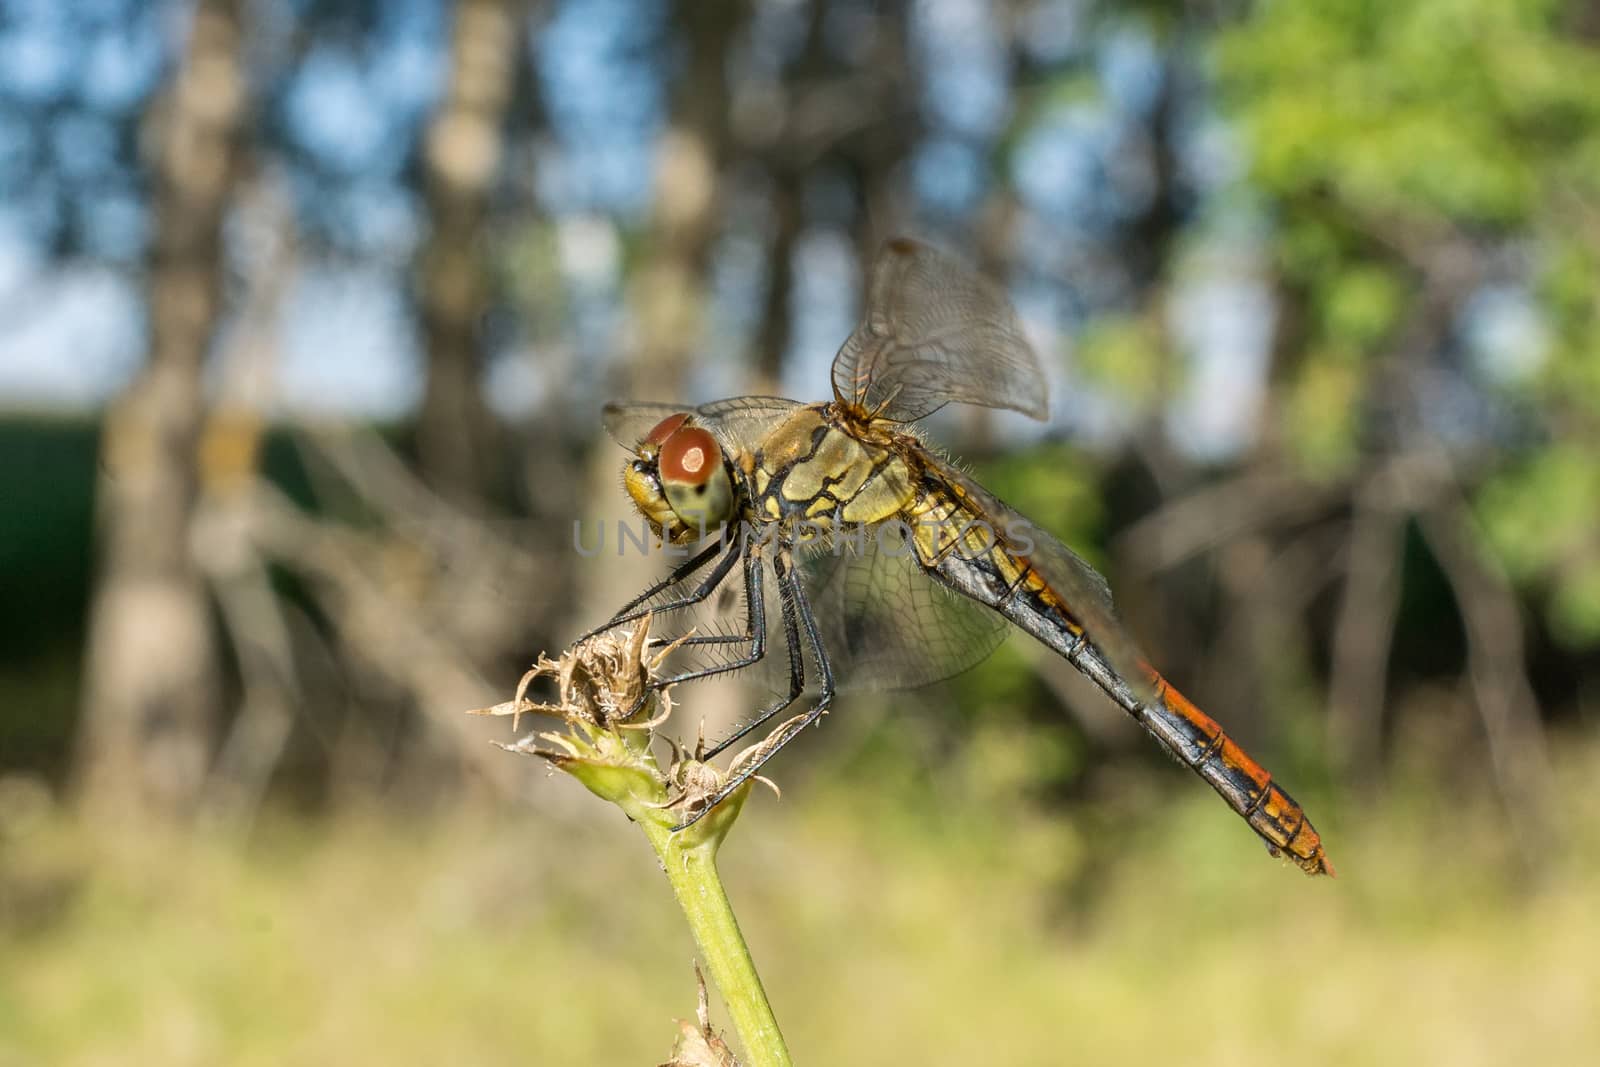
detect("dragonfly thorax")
(748, 405), (916, 529)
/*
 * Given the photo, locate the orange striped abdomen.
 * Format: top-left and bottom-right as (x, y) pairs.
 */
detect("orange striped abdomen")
(1146, 673), (1334, 877)
(919, 515), (1335, 876)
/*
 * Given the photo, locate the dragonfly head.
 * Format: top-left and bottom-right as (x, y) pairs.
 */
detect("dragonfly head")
(622, 413), (737, 544)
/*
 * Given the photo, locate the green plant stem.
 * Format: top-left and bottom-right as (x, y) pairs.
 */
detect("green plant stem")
(639, 817), (793, 1067)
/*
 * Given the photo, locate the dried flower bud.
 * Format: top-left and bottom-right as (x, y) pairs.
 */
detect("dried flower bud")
(659, 964), (741, 1067)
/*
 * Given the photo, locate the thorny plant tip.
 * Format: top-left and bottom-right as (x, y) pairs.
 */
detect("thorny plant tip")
(661, 964), (742, 1067)
(469, 614), (794, 1067)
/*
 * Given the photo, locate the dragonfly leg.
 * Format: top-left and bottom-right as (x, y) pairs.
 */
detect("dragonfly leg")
(701, 551), (806, 760)
(672, 543), (834, 832)
(647, 546), (769, 690)
(575, 537), (739, 644)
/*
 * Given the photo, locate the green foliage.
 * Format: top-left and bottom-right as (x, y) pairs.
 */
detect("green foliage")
(972, 445), (1106, 569)
(1284, 354), (1363, 476)
(1220, 0), (1600, 226)
(1321, 264), (1403, 349)
(1074, 315), (1168, 406)
(1479, 446), (1600, 645)
(1218, 0), (1600, 641)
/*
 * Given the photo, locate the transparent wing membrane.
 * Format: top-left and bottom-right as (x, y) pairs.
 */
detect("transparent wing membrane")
(831, 238), (1048, 423)
(921, 453), (1154, 700)
(793, 535), (1010, 690)
(693, 396), (806, 451)
(637, 531), (1009, 697)
(601, 402), (685, 451)
(602, 396), (803, 455)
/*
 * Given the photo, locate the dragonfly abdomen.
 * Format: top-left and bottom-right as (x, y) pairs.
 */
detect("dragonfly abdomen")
(926, 543), (1334, 876)
(1132, 671), (1333, 876)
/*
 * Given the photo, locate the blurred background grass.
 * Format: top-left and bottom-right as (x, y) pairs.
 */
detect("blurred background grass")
(5, 734), (1600, 1065)
(3, 0), (1600, 1063)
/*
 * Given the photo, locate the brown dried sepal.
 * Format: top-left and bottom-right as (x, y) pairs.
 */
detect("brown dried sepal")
(659, 964), (741, 1067)
(471, 615), (788, 836)
(467, 616), (700, 806)
(658, 713), (793, 822)
(469, 615), (692, 730)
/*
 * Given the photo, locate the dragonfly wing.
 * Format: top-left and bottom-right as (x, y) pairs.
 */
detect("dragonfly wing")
(645, 529), (1006, 696)
(694, 396), (807, 455)
(831, 238), (1048, 424)
(922, 453), (1156, 701)
(601, 401), (685, 450)
(795, 534), (1011, 690)
(602, 396), (804, 456)
(633, 526), (1004, 697)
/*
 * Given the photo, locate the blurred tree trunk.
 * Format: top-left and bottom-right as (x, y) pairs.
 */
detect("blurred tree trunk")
(750, 0), (826, 392)
(624, 0), (748, 397)
(754, 170), (801, 392)
(415, 0), (520, 505)
(75, 0), (247, 821)
(848, 0), (914, 271)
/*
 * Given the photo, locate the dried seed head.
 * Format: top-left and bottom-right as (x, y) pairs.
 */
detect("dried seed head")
(659, 964), (741, 1067)
(473, 613), (783, 839)
(468, 614), (689, 730)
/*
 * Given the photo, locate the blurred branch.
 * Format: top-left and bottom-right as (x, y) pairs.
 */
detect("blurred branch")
(1326, 461), (1408, 778)
(194, 175), (301, 831)
(260, 421), (564, 798)
(1116, 468), (1339, 572)
(203, 549), (301, 832)
(1410, 473), (1554, 867)
(244, 481), (525, 795)
(1209, 524), (1349, 737)
(296, 425), (559, 653)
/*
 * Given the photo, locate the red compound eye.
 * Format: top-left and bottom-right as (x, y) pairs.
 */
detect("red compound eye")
(658, 426), (719, 486)
(643, 413), (690, 447)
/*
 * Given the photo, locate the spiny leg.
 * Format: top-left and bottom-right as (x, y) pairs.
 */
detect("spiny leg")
(702, 551), (805, 760)
(646, 545), (769, 690)
(673, 542), (835, 831)
(578, 539), (725, 642)
(650, 604), (763, 652)
(646, 541), (799, 654)
(656, 631), (753, 650)
(576, 536), (741, 644)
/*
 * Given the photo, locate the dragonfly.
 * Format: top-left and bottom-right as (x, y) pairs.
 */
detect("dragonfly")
(584, 237), (1333, 876)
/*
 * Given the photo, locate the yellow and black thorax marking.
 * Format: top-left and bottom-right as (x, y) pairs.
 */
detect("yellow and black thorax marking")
(744, 407), (1043, 606)
(747, 406), (915, 528)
